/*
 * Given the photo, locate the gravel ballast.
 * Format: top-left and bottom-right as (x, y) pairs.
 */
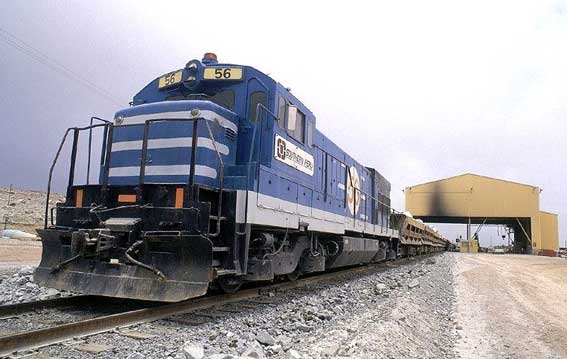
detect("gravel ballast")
(11, 253), (458, 359)
(0, 265), (69, 304)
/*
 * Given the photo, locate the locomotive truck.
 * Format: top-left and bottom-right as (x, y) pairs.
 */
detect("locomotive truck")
(34, 53), (449, 301)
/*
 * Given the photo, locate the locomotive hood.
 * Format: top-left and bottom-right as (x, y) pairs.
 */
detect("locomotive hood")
(107, 100), (238, 187)
(113, 100), (238, 130)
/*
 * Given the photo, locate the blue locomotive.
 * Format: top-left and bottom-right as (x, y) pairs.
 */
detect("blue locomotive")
(34, 53), (447, 301)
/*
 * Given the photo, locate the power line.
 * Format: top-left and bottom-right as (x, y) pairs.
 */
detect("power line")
(0, 27), (122, 106)
(0, 28), (121, 105)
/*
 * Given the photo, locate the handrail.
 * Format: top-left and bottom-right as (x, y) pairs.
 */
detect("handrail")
(86, 117), (111, 185)
(136, 118), (196, 203)
(44, 123), (110, 229)
(188, 120), (199, 193)
(241, 103), (279, 234)
(136, 116), (226, 238)
(49, 114), (230, 236)
(314, 144), (399, 214)
(241, 103), (400, 236)
(66, 129), (80, 201)
(203, 118), (224, 237)
(138, 120), (151, 202)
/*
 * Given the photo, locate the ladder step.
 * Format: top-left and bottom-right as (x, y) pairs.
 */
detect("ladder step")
(213, 246), (231, 252)
(210, 216), (228, 221)
(215, 269), (238, 276)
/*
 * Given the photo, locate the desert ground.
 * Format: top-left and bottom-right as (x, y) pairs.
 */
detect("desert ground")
(454, 253), (567, 359)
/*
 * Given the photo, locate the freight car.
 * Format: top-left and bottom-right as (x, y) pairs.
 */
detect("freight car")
(391, 213), (451, 256)
(34, 53), (449, 302)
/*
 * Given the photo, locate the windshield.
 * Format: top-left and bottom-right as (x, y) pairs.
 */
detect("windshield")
(166, 89), (235, 111)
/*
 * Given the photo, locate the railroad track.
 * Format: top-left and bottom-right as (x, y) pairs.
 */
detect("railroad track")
(0, 255), (432, 357)
(0, 295), (93, 319)
(0, 295), (150, 320)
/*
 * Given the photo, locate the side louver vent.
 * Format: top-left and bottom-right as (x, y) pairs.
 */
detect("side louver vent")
(224, 128), (237, 141)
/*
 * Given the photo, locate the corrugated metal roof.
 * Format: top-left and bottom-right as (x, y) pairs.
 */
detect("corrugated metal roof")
(405, 173), (541, 191)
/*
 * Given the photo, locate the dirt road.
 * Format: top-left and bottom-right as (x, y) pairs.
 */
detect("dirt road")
(0, 238), (41, 271)
(455, 253), (567, 359)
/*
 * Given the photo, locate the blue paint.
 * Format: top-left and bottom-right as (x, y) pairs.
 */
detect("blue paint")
(101, 55), (391, 229)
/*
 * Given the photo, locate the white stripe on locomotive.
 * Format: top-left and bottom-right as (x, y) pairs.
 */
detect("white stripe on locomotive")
(108, 165), (217, 178)
(235, 190), (398, 238)
(115, 109), (238, 133)
(111, 137), (229, 155)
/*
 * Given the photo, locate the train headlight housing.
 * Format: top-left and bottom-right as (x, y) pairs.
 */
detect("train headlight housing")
(184, 59), (202, 91)
(190, 108), (200, 117)
(114, 115), (124, 125)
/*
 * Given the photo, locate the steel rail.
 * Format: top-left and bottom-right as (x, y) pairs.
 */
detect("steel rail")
(0, 254), (438, 356)
(0, 295), (157, 320)
(0, 295), (95, 319)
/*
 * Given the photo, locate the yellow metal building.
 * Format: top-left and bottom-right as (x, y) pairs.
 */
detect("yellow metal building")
(459, 239), (479, 253)
(539, 211), (559, 256)
(404, 173), (559, 256)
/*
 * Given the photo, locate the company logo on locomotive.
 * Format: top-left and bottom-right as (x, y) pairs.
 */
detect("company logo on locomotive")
(346, 166), (361, 215)
(274, 134), (314, 176)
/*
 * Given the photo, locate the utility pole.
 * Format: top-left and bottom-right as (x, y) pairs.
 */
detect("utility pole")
(508, 230), (512, 247)
(467, 217), (471, 253)
(3, 184), (13, 230)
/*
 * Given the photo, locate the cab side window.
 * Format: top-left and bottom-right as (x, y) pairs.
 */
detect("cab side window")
(306, 121), (313, 147)
(210, 89), (235, 111)
(248, 91), (267, 122)
(277, 96), (286, 128)
(287, 106), (305, 143)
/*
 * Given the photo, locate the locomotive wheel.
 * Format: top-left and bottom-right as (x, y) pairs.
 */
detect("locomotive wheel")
(286, 269), (302, 281)
(217, 276), (243, 294)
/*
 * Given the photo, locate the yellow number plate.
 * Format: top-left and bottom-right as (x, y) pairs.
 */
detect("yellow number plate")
(203, 67), (243, 80)
(158, 70), (183, 88)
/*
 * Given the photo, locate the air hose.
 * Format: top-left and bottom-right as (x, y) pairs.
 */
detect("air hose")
(124, 240), (166, 280)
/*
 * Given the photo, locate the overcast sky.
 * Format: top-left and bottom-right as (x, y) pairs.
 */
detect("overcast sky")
(0, 1), (565, 245)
